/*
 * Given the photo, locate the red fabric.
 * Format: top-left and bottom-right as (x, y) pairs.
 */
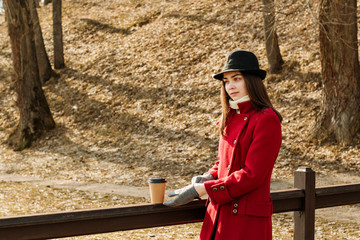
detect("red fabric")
(200, 101), (282, 240)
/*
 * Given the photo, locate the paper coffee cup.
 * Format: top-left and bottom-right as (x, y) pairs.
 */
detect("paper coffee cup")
(148, 177), (166, 204)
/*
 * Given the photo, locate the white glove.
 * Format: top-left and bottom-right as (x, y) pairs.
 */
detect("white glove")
(191, 172), (215, 184)
(163, 184), (199, 207)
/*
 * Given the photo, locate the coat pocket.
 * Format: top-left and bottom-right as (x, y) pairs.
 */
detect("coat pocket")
(245, 200), (273, 217)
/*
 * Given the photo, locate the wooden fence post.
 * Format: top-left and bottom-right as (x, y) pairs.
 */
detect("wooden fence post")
(293, 167), (315, 240)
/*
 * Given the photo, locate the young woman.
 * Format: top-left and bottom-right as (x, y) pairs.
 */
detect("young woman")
(164, 50), (282, 240)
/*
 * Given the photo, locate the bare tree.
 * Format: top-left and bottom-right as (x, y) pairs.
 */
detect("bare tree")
(53, 0), (65, 69)
(262, 0), (283, 73)
(4, 0), (55, 151)
(30, 0), (57, 83)
(315, 0), (360, 144)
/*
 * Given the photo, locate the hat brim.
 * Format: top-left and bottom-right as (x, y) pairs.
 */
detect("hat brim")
(213, 69), (267, 80)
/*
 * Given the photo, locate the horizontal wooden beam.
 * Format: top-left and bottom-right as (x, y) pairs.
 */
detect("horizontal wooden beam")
(272, 189), (304, 213)
(315, 183), (360, 209)
(0, 201), (206, 240)
(0, 184), (358, 240)
(0, 189), (304, 240)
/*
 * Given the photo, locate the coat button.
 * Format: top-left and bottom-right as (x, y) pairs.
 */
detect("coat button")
(244, 117), (247, 121)
(233, 140), (237, 144)
(220, 186), (225, 191)
(227, 165), (230, 170)
(212, 187), (218, 192)
(233, 209), (238, 214)
(233, 202), (239, 208)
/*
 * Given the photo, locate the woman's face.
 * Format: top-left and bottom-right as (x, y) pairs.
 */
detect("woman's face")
(223, 71), (248, 101)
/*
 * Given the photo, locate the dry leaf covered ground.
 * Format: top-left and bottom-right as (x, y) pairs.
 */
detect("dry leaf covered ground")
(0, 0), (359, 239)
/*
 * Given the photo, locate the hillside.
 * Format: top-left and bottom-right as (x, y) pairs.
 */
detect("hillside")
(1, 0), (359, 186)
(0, 0), (359, 239)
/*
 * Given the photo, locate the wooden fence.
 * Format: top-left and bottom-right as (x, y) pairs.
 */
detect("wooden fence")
(0, 167), (359, 240)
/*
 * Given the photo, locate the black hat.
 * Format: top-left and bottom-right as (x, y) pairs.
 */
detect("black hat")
(213, 50), (267, 80)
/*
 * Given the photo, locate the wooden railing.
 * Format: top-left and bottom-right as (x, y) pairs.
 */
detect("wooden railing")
(0, 167), (359, 240)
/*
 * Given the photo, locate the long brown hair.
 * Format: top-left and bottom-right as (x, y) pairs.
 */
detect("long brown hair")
(219, 73), (282, 136)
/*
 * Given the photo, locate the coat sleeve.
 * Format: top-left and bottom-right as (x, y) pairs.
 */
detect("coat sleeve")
(207, 159), (219, 179)
(206, 135), (222, 179)
(204, 110), (282, 205)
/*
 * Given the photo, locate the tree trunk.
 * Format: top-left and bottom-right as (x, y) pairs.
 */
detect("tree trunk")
(4, 0), (55, 151)
(30, 0), (57, 84)
(53, 0), (65, 69)
(262, 0), (283, 73)
(315, 0), (360, 145)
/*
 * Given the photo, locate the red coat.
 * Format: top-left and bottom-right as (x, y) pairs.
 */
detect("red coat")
(200, 101), (282, 240)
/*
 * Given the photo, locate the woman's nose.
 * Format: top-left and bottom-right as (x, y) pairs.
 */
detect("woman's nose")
(227, 81), (234, 89)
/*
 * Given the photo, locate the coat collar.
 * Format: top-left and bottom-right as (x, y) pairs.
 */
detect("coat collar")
(229, 100), (253, 114)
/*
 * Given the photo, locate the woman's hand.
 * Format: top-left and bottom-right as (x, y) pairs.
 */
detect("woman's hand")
(163, 183), (207, 207)
(191, 172), (214, 184)
(194, 183), (207, 197)
(163, 184), (199, 207)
